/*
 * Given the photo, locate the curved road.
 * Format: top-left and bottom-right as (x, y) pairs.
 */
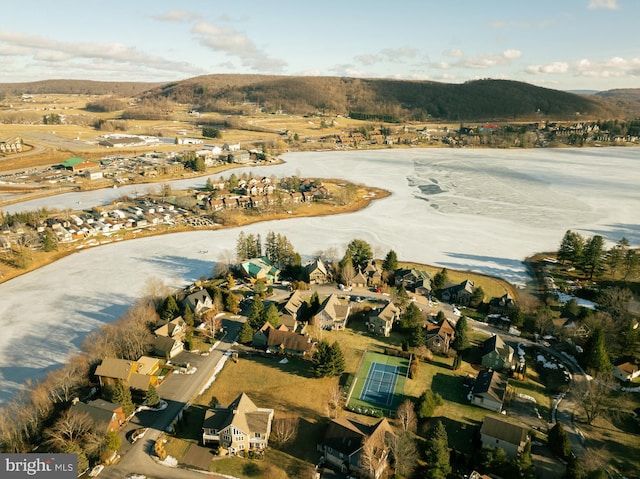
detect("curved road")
(100, 316), (244, 479)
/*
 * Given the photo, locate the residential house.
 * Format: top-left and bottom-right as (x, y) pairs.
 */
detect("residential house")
(471, 369), (508, 413)
(184, 289), (214, 316)
(318, 417), (393, 479)
(154, 316), (187, 341)
(306, 258), (330, 284)
(425, 319), (456, 355)
(442, 279), (475, 306)
(488, 294), (517, 315)
(614, 359), (640, 382)
(480, 415), (530, 458)
(94, 357), (159, 391)
(368, 302), (400, 337)
(279, 290), (307, 331)
(240, 257), (280, 283)
(363, 260), (383, 287)
(252, 322), (315, 358)
(394, 268), (431, 294)
(70, 399), (126, 433)
(352, 269), (368, 289)
(153, 336), (184, 359)
(201, 393), (274, 455)
(481, 335), (515, 371)
(314, 294), (351, 330)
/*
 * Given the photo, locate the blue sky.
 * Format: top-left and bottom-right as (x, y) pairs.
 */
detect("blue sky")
(0, 0), (637, 91)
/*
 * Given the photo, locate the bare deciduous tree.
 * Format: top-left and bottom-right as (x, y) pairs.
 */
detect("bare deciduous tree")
(44, 409), (95, 452)
(395, 399), (417, 433)
(270, 416), (299, 447)
(326, 384), (344, 419)
(388, 431), (418, 478)
(574, 371), (616, 425)
(359, 432), (389, 479)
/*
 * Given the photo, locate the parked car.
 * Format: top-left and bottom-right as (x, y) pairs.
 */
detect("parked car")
(88, 465), (104, 477)
(127, 427), (148, 444)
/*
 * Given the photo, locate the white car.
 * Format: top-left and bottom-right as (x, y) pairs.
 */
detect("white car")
(88, 465), (104, 477)
(125, 474), (146, 479)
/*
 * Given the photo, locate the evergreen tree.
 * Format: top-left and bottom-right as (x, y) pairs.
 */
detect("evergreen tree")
(247, 296), (265, 330)
(400, 303), (423, 329)
(159, 295), (180, 321)
(238, 321), (254, 344)
(432, 268), (449, 290)
(582, 235), (606, 279)
(564, 453), (583, 479)
(108, 380), (134, 416)
(182, 304), (195, 327)
(582, 327), (611, 373)
(42, 229), (58, 252)
(470, 286), (485, 308)
(516, 441), (535, 479)
(345, 239), (373, 269)
(145, 384), (160, 407)
(262, 303), (281, 328)
(382, 249), (398, 272)
(558, 230), (584, 264)
(314, 341), (345, 377)
(416, 390), (443, 420)
(548, 422), (571, 460)
(309, 291), (321, 315)
(223, 290), (239, 313)
(452, 315), (470, 351)
(424, 420), (451, 479)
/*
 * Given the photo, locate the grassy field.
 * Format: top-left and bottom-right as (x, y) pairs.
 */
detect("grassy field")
(160, 320), (496, 476)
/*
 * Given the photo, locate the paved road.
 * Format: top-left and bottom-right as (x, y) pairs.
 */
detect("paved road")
(99, 315), (244, 479)
(467, 318), (588, 458)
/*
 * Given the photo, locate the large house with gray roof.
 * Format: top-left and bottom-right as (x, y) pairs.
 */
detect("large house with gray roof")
(480, 415), (530, 458)
(314, 294), (351, 330)
(202, 393), (274, 455)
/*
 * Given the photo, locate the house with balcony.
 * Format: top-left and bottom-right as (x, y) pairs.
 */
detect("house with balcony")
(202, 393), (274, 456)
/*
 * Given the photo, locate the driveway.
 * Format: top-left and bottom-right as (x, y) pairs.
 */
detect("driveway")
(99, 315), (244, 479)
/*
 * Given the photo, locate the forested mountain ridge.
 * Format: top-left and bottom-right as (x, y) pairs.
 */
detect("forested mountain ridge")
(0, 75), (635, 121)
(146, 75), (624, 121)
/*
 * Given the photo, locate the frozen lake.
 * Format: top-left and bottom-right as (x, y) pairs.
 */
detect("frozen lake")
(1, 147), (639, 404)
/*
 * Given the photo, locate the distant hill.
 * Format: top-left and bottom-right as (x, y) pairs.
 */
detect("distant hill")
(146, 75), (623, 121)
(0, 79), (161, 97)
(0, 76), (635, 121)
(595, 89), (640, 118)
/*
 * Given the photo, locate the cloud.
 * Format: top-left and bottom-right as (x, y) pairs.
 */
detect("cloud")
(0, 31), (199, 76)
(587, 0), (618, 9)
(153, 10), (200, 23)
(526, 62), (570, 74)
(354, 46), (418, 66)
(192, 21), (286, 72)
(443, 48), (464, 58)
(454, 50), (522, 69)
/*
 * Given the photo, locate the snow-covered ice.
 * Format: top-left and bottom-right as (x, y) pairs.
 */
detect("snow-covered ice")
(0, 147), (639, 404)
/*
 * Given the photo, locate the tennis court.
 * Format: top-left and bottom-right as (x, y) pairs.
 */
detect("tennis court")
(346, 350), (411, 416)
(360, 362), (398, 406)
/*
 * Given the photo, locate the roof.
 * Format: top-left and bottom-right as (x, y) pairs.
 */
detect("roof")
(71, 401), (118, 429)
(482, 334), (511, 356)
(481, 415), (529, 446)
(95, 358), (135, 380)
(426, 318), (455, 338)
(352, 269), (367, 284)
(241, 257), (280, 281)
(472, 369), (508, 402)
(266, 328), (313, 353)
(60, 157), (87, 168)
(322, 417), (392, 457)
(306, 258), (328, 276)
(203, 393), (273, 435)
(615, 360), (640, 377)
(373, 302), (400, 323)
(316, 294), (350, 322)
(282, 290), (305, 316)
(136, 356), (160, 375)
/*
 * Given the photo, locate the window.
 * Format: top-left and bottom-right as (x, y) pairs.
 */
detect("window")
(255, 433), (261, 438)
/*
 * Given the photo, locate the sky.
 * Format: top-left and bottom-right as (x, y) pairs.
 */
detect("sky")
(0, 0), (638, 92)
